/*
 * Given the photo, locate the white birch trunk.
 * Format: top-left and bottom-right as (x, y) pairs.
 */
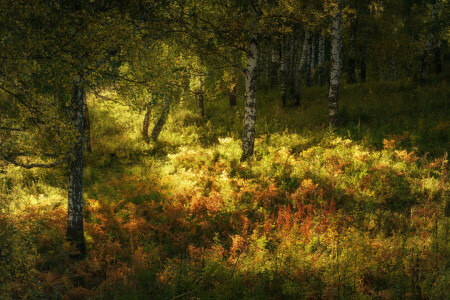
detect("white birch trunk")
(241, 32), (258, 161)
(328, 0), (342, 128)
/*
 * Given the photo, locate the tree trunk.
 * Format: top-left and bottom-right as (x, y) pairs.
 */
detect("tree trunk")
(317, 34), (325, 85)
(328, 0), (342, 128)
(67, 75), (86, 259)
(83, 97), (91, 153)
(197, 91), (205, 117)
(151, 99), (170, 142)
(280, 36), (288, 108)
(391, 58), (398, 80)
(241, 32), (258, 161)
(293, 31), (310, 106)
(229, 85), (237, 107)
(434, 41), (442, 73)
(347, 20), (357, 83)
(142, 105), (151, 140)
(310, 33), (316, 85)
(270, 44), (279, 88)
(306, 33), (313, 87)
(360, 43), (367, 82)
(420, 0), (439, 80)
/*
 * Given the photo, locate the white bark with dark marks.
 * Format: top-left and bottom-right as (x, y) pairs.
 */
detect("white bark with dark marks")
(241, 32), (258, 161)
(328, 0), (342, 128)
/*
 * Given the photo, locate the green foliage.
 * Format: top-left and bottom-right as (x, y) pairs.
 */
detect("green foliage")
(1, 75), (449, 299)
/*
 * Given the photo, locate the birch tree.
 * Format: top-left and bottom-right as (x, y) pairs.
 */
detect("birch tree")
(328, 0), (342, 128)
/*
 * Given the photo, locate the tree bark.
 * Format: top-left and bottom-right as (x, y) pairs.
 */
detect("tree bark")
(420, 0), (439, 80)
(142, 105), (151, 140)
(270, 43), (279, 87)
(328, 0), (342, 128)
(151, 99), (170, 142)
(306, 33), (313, 87)
(391, 58), (398, 80)
(347, 20), (357, 83)
(280, 36), (288, 108)
(229, 85), (237, 107)
(434, 41), (442, 73)
(197, 91), (205, 117)
(310, 33), (316, 85)
(67, 74), (86, 259)
(293, 31), (310, 106)
(83, 96), (91, 153)
(241, 32), (258, 161)
(317, 34), (325, 85)
(360, 43), (367, 82)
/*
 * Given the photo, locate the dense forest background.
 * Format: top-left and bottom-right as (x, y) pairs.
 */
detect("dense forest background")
(1, 0), (449, 299)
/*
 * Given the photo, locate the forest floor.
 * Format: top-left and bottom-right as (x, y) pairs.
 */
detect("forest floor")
(1, 75), (449, 299)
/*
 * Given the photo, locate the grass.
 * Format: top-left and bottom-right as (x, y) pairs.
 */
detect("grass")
(0, 74), (449, 299)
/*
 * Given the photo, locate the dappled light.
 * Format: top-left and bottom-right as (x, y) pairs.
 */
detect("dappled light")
(1, 0), (449, 299)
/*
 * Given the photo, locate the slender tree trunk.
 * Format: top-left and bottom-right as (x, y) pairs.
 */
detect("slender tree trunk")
(151, 99), (170, 142)
(142, 105), (151, 140)
(347, 20), (357, 83)
(378, 62), (386, 81)
(67, 74), (86, 259)
(241, 32), (258, 161)
(421, 0), (439, 80)
(289, 34), (296, 92)
(310, 33), (316, 85)
(360, 43), (367, 82)
(317, 34), (325, 85)
(270, 44), (279, 87)
(328, 0), (342, 128)
(293, 31), (310, 106)
(229, 85), (237, 107)
(197, 92), (205, 117)
(392, 58), (398, 80)
(434, 41), (442, 73)
(280, 36), (288, 108)
(306, 33), (313, 86)
(83, 97), (91, 153)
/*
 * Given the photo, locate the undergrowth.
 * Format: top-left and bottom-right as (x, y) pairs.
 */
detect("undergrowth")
(0, 77), (449, 299)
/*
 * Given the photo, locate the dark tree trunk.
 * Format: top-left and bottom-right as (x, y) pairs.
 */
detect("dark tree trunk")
(229, 85), (237, 107)
(197, 92), (205, 117)
(67, 75), (86, 259)
(306, 33), (313, 87)
(151, 100), (170, 142)
(347, 20), (357, 83)
(83, 97), (91, 153)
(142, 105), (151, 140)
(434, 42), (442, 73)
(280, 36), (288, 108)
(293, 31), (310, 106)
(360, 43), (367, 82)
